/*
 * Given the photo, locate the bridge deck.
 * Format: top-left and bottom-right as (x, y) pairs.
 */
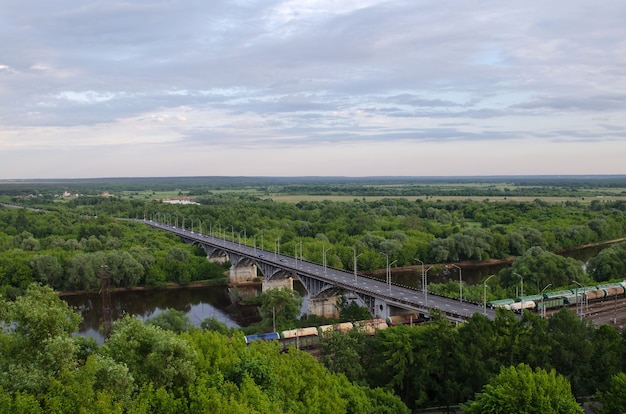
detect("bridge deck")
(138, 219), (497, 322)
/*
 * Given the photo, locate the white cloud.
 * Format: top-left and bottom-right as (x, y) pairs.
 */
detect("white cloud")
(0, 0), (625, 178)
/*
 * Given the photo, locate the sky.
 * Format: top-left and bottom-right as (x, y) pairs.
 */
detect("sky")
(1, 0), (625, 179)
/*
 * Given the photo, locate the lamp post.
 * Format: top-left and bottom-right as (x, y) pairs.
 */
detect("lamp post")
(415, 259), (432, 306)
(572, 280), (584, 321)
(274, 238), (280, 259)
(540, 283), (552, 319)
(323, 245), (333, 274)
(483, 274), (495, 315)
(380, 252), (389, 286)
(449, 264), (463, 303)
(513, 272), (524, 315)
(388, 260), (398, 294)
(352, 246), (363, 284)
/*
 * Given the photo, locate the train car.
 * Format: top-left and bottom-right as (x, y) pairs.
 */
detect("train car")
(319, 322), (353, 335)
(605, 286), (624, 297)
(584, 289), (606, 301)
(536, 297), (565, 311)
(281, 327), (319, 349)
(508, 300), (536, 313)
(543, 290), (574, 300)
(385, 314), (419, 326)
(487, 298), (515, 309)
(354, 318), (388, 334)
(563, 293), (581, 305)
(517, 294), (544, 303)
(244, 332), (280, 344)
(596, 282), (626, 296)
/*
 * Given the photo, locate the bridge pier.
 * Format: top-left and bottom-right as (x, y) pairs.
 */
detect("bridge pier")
(262, 277), (294, 291)
(229, 263), (258, 284)
(373, 298), (393, 319)
(308, 295), (340, 319)
(208, 254), (228, 265)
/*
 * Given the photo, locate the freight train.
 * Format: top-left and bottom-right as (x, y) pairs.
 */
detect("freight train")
(244, 314), (420, 349)
(487, 281), (626, 313)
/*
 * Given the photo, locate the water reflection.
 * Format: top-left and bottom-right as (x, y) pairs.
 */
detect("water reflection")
(62, 286), (261, 343)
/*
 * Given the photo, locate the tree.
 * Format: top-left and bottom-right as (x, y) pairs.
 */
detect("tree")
(103, 315), (197, 391)
(461, 363), (583, 414)
(587, 242), (626, 282)
(337, 296), (371, 322)
(258, 288), (302, 331)
(319, 328), (366, 383)
(104, 250), (144, 287)
(500, 247), (586, 294)
(146, 309), (192, 334)
(29, 255), (64, 289)
(0, 284), (81, 395)
(596, 373), (626, 414)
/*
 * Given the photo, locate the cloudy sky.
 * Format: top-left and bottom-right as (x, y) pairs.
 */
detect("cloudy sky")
(1, 0), (625, 179)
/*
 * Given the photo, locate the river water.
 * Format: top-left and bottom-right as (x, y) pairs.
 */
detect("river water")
(61, 286), (262, 343)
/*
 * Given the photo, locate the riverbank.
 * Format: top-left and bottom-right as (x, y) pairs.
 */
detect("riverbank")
(57, 277), (229, 297)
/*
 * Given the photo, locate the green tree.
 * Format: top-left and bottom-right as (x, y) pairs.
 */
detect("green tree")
(319, 328), (366, 383)
(587, 242), (626, 282)
(29, 255), (64, 289)
(596, 372), (626, 414)
(258, 288), (302, 331)
(0, 284), (81, 395)
(461, 363), (583, 414)
(500, 247), (586, 294)
(104, 250), (144, 287)
(103, 315), (197, 391)
(146, 308), (192, 334)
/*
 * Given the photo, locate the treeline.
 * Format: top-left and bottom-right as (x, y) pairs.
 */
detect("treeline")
(3, 175), (626, 197)
(319, 308), (626, 411)
(2, 195), (626, 297)
(0, 285), (408, 413)
(136, 196), (626, 273)
(0, 208), (227, 297)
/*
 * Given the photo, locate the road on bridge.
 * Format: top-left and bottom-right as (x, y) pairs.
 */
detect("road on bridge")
(138, 219), (497, 322)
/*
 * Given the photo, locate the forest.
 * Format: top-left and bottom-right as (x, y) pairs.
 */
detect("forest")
(1, 176), (626, 412)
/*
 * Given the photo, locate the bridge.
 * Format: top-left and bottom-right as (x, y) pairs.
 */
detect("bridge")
(138, 219), (497, 323)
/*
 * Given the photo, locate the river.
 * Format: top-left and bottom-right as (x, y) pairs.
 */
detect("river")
(61, 286), (262, 343)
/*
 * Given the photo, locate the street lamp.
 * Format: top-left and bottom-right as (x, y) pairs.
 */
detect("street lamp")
(352, 246), (363, 284)
(415, 259), (432, 306)
(323, 245), (333, 274)
(388, 260), (398, 294)
(513, 272), (524, 315)
(572, 280), (584, 321)
(380, 252), (389, 286)
(540, 283), (552, 319)
(483, 274), (495, 315)
(274, 235), (281, 259)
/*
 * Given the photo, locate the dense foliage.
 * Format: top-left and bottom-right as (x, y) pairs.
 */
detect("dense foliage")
(319, 310), (626, 411)
(0, 207), (228, 297)
(0, 285), (408, 413)
(3, 191), (626, 300)
(461, 364), (583, 414)
(1, 178), (626, 411)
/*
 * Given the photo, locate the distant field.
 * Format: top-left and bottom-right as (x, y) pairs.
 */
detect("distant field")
(266, 194), (626, 203)
(114, 190), (626, 204)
